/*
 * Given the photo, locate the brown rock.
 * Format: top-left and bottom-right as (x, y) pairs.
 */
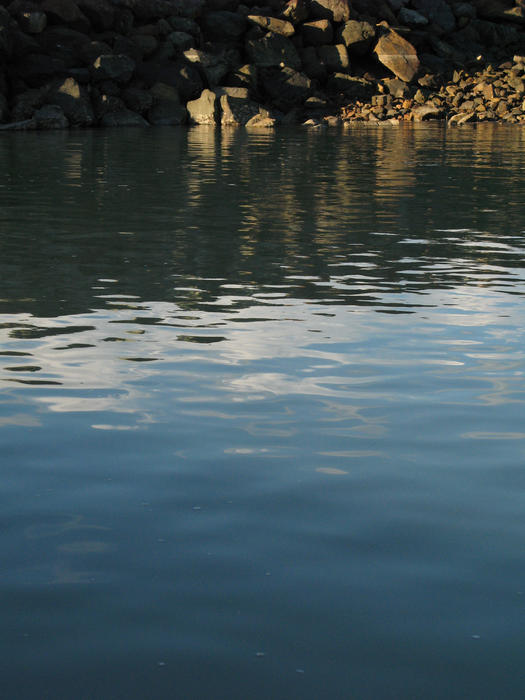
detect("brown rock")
(282, 0), (309, 23)
(373, 29), (419, 83)
(247, 15), (295, 37)
(309, 0), (350, 23)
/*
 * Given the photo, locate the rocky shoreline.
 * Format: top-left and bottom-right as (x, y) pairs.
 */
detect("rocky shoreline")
(0, 0), (524, 130)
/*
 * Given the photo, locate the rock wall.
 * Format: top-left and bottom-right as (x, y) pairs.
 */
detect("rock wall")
(0, 0), (523, 129)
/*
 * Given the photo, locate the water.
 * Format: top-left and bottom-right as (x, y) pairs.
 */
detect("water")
(1, 124), (525, 699)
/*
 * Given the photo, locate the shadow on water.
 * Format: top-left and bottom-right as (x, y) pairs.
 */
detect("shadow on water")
(1, 124), (524, 320)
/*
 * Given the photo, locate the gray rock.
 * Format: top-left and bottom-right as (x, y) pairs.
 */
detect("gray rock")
(398, 7), (429, 26)
(309, 0), (350, 22)
(101, 109), (149, 126)
(76, 0), (114, 30)
(48, 77), (95, 126)
(220, 93), (264, 125)
(167, 31), (194, 51)
(339, 20), (375, 56)
(91, 54), (135, 83)
(382, 77), (409, 97)
(187, 87), (219, 123)
(201, 11), (246, 42)
(147, 81), (187, 124)
(261, 66), (312, 110)
(34, 103), (68, 128)
(301, 20), (333, 46)
(318, 43), (349, 72)
(246, 32), (301, 70)
(19, 11), (47, 34)
(411, 0), (455, 32)
(300, 45), (327, 80)
(121, 86), (153, 113)
(183, 48), (230, 86)
(41, 0), (90, 32)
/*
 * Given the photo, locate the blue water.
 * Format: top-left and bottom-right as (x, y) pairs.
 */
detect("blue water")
(1, 124), (525, 699)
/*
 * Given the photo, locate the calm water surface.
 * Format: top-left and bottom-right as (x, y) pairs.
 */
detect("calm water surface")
(1, 125), (525, 699)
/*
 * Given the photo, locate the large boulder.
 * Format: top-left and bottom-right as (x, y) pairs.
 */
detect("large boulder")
(34, 103), (69, 128)
(187, 87), (219, 123)
(183, 48), (230, 87)
(318, 43), (349, 72)
(147, 81), (187, 124)
(373, 28), (420, 82)
(309, 0), (350, 22)
(246, 32), (301, 70)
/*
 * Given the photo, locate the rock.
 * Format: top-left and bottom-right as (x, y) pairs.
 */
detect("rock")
(411, 0), (456, 31)
(92, 90), (126, 118)
(121, 86), (154, 113)
(300, 45), (327, 80)
(245, 113), (276, 127)
(16, 53), (67, 86)
(91, 54), (135, 83)
(326, 72), (374, 98)
(79, 40), (111, 65)
(318, 43), (349, 72)
(309, 0), (350, 23)
(281, 0), (309, 23)
(226, 63), (258, 91)
(339, 20), (375, 56)
(398, 7), (429, 26)
(301, 20), (333, 46)
(76, 0), (114, 30)
(220, 93), (263, 125)
(148, 81), (187, 124)
(11, 86), (48, 120)
(201, 11), (246, 42)
(101, 109), (149, 126)
(41, 0), (90, 32)
(187, 87), (219, 123)
(382, 76), (409, 97)
(48, 76), (95, 125)
(411, 103), (444, 119)
(260, 66), (312, 110)
(246, 32), (301, 70)
(168, 16), (200, 36)
(373, 28), (419, 82)
(33, 103), (68, 127)
(183, 48), (229, 86)
(19, 10), (47, 33)
(167, 31), (194, 51)
(247, 15), (294, 37)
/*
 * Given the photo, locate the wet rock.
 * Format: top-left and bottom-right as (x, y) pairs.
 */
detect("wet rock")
(339, 20), (375, 56)
(309, 0), (350, 23)
(247, 15), (294, 37)
(301, 20), (333, 46)
(374, 28), (419, 82)
(100, 108), (149, 126)
(245, 113), (276, 128)
(220, 93), (264, 125)
(246, 32), (301, 70)
(411, 102), (444, 119)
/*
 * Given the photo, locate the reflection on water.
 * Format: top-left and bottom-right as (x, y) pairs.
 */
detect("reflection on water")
(1, 125), (525, 699)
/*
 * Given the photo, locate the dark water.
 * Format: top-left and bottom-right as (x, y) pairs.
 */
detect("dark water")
(1, 124), (525, 699)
